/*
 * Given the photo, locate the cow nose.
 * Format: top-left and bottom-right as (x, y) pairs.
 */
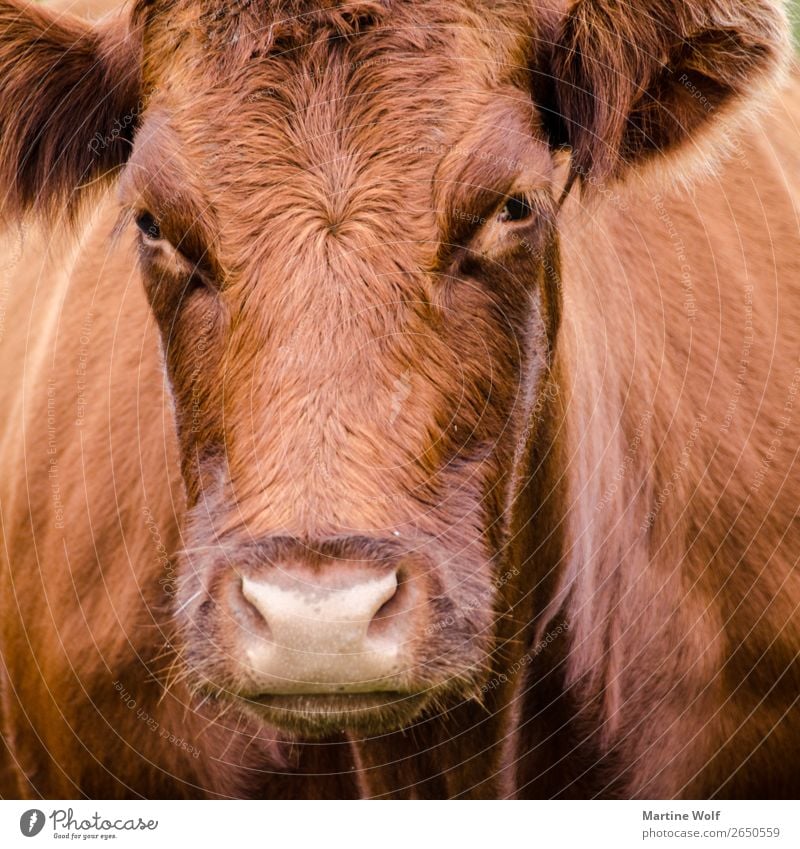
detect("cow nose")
(238, 567), (409, 694)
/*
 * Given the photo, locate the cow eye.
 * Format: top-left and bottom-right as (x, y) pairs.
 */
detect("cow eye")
(498, 195), (533, 223)
(135, 210), (162, 241)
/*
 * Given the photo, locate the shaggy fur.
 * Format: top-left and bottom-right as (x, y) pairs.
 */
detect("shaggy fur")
(0, 1), (139, 222)
(0, 0), (798, 799)
(537, 0), (789, 177)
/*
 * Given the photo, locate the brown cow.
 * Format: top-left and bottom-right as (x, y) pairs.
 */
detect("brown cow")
(0, 0), (799, 799)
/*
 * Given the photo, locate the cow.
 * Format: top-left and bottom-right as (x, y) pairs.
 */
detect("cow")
(0, 0), (799, 799)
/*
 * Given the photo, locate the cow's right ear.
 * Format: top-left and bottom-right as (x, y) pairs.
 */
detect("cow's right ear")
(0, 0), (141, 223)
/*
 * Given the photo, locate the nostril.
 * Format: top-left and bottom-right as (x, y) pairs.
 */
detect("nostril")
(367, 570), (410, 642)
(371, 573), (398, 616)
(239, 576), (274, 638)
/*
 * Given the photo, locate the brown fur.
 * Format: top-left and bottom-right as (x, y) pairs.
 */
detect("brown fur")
(537, 0), (789, 178)
(0, 1), (139, 222)
(0, 0), (798, 798)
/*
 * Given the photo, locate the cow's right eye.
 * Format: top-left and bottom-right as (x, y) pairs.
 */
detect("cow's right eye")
(498, 195), (533, 223)
(135, 210), (162, 241)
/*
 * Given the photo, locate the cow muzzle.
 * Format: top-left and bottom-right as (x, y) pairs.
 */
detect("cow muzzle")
(204, 537), (431, 697)
(177, 533), (492, 732)
(239, 565), (412, 693)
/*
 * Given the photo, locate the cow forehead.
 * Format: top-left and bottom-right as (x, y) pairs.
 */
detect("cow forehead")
(134, 0), (531, 137)
(136, 0), (533, 59)
(132, 6), (546, 280)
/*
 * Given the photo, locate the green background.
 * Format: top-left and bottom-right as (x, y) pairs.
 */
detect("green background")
(793, 1), (800, 44)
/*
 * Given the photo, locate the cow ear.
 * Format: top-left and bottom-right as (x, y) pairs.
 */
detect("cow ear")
(535, 0), (789, 182)
(0, 1), (141, 223)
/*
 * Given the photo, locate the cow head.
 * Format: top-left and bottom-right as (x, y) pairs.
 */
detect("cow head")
(0, 0), (787, 735)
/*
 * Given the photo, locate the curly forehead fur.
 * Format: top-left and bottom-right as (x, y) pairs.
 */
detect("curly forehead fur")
(132, 0), (537, 69)
(138, 0), (396, 48)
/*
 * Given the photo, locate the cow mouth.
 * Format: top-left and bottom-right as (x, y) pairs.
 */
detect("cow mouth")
(233, 690), (432, 736)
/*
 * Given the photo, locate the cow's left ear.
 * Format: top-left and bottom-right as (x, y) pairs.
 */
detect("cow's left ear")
(534, 0), (790, 182)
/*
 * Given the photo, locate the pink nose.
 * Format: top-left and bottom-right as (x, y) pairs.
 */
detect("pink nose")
(237, 563), (414, 694)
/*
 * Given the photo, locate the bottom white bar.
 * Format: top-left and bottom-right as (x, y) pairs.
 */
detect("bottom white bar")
(0, 800), (796, 848)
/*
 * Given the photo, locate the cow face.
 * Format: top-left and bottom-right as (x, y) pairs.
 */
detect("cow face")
(123, 1), (563, 735)
(0, 0), (786, 735)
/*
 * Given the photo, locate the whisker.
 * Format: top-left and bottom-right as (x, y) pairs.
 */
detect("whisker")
(174, 589), (204, 617)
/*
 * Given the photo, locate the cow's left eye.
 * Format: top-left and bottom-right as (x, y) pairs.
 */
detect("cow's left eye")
(498, 195), (533, 223)
(135, 210), (162, 241)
